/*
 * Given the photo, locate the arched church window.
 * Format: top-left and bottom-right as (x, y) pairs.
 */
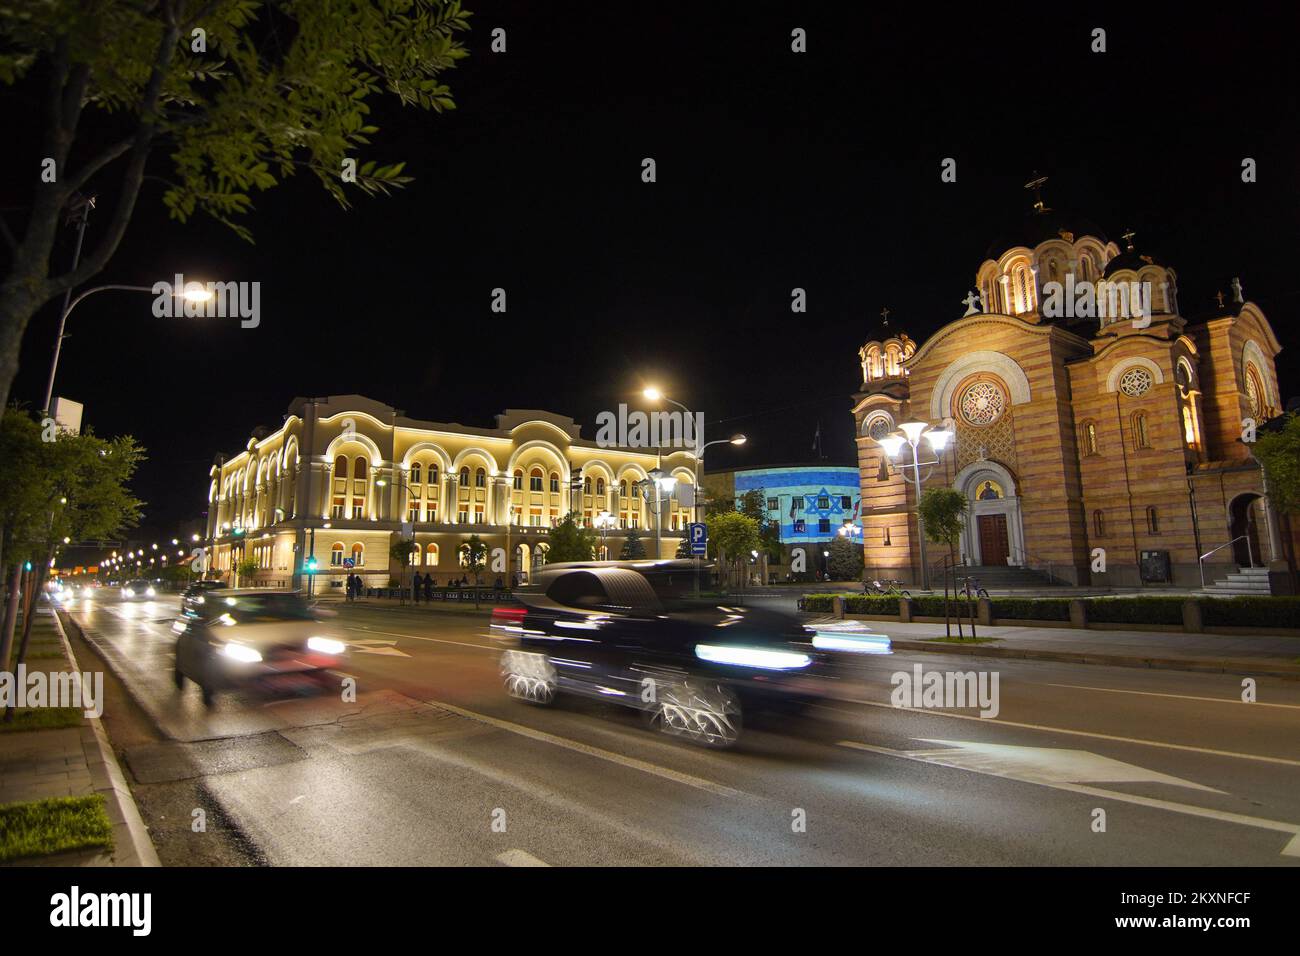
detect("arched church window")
(1244, 364), (1265, 418)
(1093, 510), (1106, 538)
(1132, 412), (1150, 449)
(1083, 422), (1098, 456)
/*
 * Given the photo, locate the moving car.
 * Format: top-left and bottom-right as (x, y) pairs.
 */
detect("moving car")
(180, 579), (227, 615)
(121, 578), (157, 600)
(491, 559), (848, 748)
(173, 589), (347, 705)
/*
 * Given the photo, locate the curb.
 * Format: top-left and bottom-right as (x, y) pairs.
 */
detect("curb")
(887, 637), (1300, 680)
(50, 610), (162, 866)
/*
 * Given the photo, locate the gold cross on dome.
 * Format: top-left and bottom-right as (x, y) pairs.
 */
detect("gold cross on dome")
(1121, 228), (1136, 251)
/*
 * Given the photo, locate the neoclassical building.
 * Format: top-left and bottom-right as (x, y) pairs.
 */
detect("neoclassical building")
(854, 207), (1286, 589)
(203, 395), (696, 590)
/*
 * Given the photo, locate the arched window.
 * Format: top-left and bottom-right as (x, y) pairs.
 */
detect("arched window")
(334, 456), (347, 481)
(1093, 510), (1106, 538)
(619, 480), (628, 499)
(410, 463), (422, 484)
(425, 543), (439, 566)
(351, 543), (365, 566)
(583, 476), (591, 493)
(549, 472), (560, 493)
(353, 457), (367, 480)
(1083, 422), (1098, 456)
(513, 469), (523, 490)
(459, 466), (470, 486)
(475, 467), (486, 487)
(1146, 506), (1159, 534)
(1182, 405), (1199, 447)
(410, 545), (421, 566)
(596, 477), (605, 495)
(1132, 412), (1150, 449)
(428, 465), (439, 486)
(530, 468), (543, 492)
(330, 543), (345, 566)
(458, 544), (471, 568)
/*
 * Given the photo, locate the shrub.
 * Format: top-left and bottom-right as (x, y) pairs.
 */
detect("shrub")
(1198, 596), (1300, 629)
(800, 594), (835, 612)
(991, 598), (1071, 621)
(844, 595), (900, 615)
(1084, 596), (1184, 625)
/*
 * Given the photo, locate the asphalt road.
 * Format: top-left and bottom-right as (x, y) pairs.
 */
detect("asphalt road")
(62, 592), (1300, 866)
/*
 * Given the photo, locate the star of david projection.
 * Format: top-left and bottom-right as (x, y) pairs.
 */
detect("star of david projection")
(802, 488), (843, 520)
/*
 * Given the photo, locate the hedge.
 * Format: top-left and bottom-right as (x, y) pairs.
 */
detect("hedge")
(798, 593), (1300, 630)
(1084, 596), (1185, 625)
(990, 597), (1071, 621)
(1199, 596), (1300, 629)
(844, 595), (900, 615)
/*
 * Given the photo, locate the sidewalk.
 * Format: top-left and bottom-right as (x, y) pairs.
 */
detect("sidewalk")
(0, 605), (159, 865)
(831, 617), (1300, 678)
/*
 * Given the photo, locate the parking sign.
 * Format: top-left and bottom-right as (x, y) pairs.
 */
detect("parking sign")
(688, 522), (707, 555)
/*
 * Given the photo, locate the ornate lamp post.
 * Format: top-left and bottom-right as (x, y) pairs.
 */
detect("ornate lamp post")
(877, 421), (952, 590)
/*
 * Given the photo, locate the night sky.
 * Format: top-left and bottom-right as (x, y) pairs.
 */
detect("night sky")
(7, 3), (1299, 537)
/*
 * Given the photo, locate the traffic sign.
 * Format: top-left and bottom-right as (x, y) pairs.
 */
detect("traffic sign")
(343, 557), (355, 569)
(688, 522), (707, 555)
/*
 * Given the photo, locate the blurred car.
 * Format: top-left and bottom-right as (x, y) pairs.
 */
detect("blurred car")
(121, 578), (157, 600)
(491, 559), (849, 749)
(180, 579), (227, 615)
(173, 589), (346, 705)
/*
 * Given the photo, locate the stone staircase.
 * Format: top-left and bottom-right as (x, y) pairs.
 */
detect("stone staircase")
(939, 564), (1058, 590)
(1203, 566), (1271, 596)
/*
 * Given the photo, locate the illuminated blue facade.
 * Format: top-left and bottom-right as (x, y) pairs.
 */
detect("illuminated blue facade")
(731, 466), (861, 543)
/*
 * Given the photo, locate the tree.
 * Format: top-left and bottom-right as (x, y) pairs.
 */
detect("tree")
(234, 556), (258, 586)
(390, 535), (415, 601)
(546, 513), (597, 564)
(1255, 413), (1300, 515)
(0, 0), (472, 411)
(707, 511), (759, 591)
(619, 529), (646, 559)
(0, 410), (143, 687)
(827, 534), (864, 581)
(918, 487), (968, 572)
(737, 486), (781, 561)
(460, 534), (487, 606)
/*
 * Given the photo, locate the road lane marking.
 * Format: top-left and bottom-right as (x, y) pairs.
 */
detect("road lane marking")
(425, 699), (743, 798)
(848, 697), (1300, 767)
(839, 740), (1300, 858)
(344, 626), (496, 653)
(496, 849), (550, 867)
(1043, 682), (1300, 710)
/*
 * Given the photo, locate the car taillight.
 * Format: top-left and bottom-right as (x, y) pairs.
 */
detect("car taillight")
(492, 606), (526, 624)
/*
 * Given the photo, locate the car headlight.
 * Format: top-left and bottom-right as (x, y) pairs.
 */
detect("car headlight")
(307, 636), (346, 656)
(195, 596), (206, 604)
(145, 587), (156, 597)
(221, 642), (262, 663)
(123, 588), (134, 597)
(694, 644), (812, 670)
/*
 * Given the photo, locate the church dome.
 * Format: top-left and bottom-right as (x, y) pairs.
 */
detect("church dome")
(984, 211), (1109, 263)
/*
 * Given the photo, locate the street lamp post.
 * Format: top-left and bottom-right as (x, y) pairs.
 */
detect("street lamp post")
(878, 421), (952, 591)
(43, 284), (213, 414)
(594, 510), (615, 561)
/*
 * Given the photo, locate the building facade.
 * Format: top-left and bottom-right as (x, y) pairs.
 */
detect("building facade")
(706, 464), (861, 576)
(203, 395), (696, 592)
(853, 211), (1285, 589)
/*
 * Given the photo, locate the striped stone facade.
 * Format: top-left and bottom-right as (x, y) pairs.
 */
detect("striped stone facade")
(852, 226), (1284, 589)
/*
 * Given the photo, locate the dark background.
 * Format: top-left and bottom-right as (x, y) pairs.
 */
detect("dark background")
(6, 2), (1299, 535)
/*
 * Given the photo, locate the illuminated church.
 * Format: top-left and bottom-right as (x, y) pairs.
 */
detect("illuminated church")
(853, 184), (1286, 589)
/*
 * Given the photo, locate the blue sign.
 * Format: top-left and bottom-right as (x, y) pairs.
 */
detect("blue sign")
(688, 522), (708, 555)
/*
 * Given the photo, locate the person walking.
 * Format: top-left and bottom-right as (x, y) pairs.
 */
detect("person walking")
(423, 572), (433, 602)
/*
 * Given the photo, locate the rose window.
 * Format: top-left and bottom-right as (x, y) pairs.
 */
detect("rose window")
(1118, 366), (1153, 397)
(959, 381), (1006, 426)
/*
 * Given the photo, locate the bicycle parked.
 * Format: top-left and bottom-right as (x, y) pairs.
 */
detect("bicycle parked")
(957, 576), (990, 600)
(864, 578), (911, 598)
